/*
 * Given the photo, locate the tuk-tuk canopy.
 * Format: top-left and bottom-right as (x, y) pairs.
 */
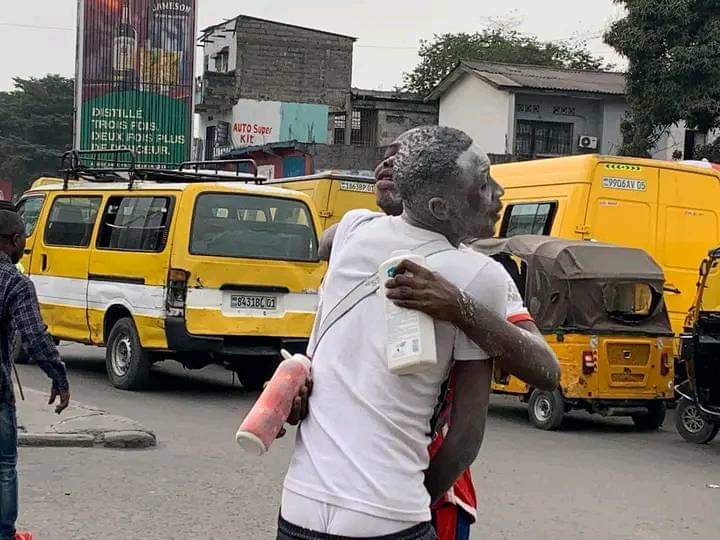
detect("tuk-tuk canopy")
(470, 235), (673, 335)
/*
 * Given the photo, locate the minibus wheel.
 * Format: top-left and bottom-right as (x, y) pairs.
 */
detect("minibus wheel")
(675, 398), (720, 444)
(236, 359), (280, 392)
(106, 317), (152, 390)
(528, 389), (565, 430)
(632, 401), (667, 430)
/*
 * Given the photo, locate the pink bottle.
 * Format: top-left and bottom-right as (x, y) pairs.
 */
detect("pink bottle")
(235, 350), (312, 455)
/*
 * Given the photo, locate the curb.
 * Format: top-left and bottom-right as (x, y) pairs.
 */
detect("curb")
(19, 433), (95, 448)
(18, 430), (156, 449)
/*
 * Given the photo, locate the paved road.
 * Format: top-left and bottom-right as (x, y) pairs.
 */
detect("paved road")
(15, 344), (720, 540)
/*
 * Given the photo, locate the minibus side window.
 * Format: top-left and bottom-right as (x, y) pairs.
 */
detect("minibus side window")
(96, 196), (173, 252)
(45, 196), (101, 247)
(16, 196), (45, 237)
(501, 202), (557, 238)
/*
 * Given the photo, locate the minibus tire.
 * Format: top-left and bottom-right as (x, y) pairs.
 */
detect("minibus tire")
(632, 401), (666, 430)
(528, 389), (565, 430)
(675, 398), (720, 444)
(106, 318), (152, 390)
(237, 360), (280, 392)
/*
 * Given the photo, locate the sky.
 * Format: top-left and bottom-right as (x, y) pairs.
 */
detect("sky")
(0, 0), (626, 92)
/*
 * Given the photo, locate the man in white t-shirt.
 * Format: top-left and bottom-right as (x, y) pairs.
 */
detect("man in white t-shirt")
(279, 127), (553, 540)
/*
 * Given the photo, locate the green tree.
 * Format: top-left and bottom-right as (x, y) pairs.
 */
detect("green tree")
(694, 139), (720, 162)
(0, 75), (74, 196)
(403, 28), (606, 96)
(605, 0), (720, 157)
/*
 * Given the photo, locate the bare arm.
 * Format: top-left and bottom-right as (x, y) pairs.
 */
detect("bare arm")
(317, 224), (338, 261)
(425, 359), (492, 503)
(385, 260), (560, 391)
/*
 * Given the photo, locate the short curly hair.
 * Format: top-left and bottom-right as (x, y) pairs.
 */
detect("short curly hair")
(394, 126), (474, 215)
(0, 209), (24, 236)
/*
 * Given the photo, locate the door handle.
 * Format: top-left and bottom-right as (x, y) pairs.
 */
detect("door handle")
(41, 254), (48, 272)
(23, 249), (31, 255)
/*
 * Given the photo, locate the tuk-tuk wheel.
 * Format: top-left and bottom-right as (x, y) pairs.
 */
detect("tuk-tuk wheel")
(528, 389), (565, 431)
(675, 398), (720, 444)
(632, 401), (667, 430)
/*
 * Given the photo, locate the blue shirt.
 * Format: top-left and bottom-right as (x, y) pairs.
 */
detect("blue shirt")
(0, 252), (68, 407)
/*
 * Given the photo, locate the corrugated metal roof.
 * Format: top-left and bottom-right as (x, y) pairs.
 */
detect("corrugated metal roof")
(463, 61), (626, 95)
(351, 88), (425, 102)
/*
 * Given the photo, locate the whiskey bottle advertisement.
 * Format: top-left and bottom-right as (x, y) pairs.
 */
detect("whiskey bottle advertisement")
(77, 0), (196, 167)
(113, 0), (138, 89)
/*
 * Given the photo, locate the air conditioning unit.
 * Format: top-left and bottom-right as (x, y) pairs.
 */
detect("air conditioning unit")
(578, 135), (598, 150)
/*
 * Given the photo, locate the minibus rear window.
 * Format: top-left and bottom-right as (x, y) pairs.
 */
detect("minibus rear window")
(501, 202), (557, 237)
(190, 193), (318, 262)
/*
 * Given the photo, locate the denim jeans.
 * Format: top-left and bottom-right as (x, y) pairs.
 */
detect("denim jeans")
(0, 405), (17, 540)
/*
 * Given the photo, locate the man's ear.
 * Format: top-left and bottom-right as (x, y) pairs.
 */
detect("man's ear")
(428, 197), (450, 221)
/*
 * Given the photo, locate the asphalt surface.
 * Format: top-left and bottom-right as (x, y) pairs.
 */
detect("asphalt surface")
(14, 344), (720, 540)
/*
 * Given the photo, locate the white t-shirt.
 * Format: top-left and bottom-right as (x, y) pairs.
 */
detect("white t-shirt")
(505, 274), (529, 320)
(459, 245), (529, 322)
(284, 210), (508, 524)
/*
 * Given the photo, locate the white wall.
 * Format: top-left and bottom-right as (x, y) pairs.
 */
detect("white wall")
(438, 74), (511, 155)
(652, 123), (687, 161)
(203, 21), (237, 73)
(601, 100), (628, 155)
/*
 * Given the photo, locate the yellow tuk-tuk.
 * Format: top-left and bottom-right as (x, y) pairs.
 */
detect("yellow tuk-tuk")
(473, 236), (675, 430)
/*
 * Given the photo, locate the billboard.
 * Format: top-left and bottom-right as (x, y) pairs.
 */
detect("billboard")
(230, 99), (329, 147)
(75, 0), (196, 166)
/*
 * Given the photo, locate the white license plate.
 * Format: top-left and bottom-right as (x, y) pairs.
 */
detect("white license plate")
(230, 294), (277, 311)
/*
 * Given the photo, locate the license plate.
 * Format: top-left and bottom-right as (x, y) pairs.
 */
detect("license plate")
(230, 294), (277, 311)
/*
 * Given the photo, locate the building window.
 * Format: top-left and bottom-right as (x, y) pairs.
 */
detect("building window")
(552, 105), (576, 116)
(515, 120), (573, 158)
(500, 202), (558, 238)
(333, 113), (346, 144)
(332, 110), (377, 146)
(216, 121), (230, 146)
(517, 103), (540, 114)
(214, 47), (229, 72)
(352, 110), (376, 146)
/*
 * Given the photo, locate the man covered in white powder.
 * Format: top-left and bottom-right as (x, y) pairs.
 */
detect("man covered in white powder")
(279, 126), (542, 539)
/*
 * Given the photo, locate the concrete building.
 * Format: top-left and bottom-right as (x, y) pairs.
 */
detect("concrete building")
(428, 60), (716, 163)
(195, 15), (437, 176)
(428, 61), (628, 162)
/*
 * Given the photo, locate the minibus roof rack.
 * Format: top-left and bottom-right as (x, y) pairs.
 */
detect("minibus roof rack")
(59, 150), (266, 188)
(60, 149), (137, 189)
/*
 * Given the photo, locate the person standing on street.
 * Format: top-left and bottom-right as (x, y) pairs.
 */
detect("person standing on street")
(313, 130), (557, 540)
(279, 127), (556, 539)
(0, 210), (70, 540)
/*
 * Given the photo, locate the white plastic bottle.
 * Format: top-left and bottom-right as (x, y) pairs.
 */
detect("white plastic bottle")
(379, 250), (438, 375)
